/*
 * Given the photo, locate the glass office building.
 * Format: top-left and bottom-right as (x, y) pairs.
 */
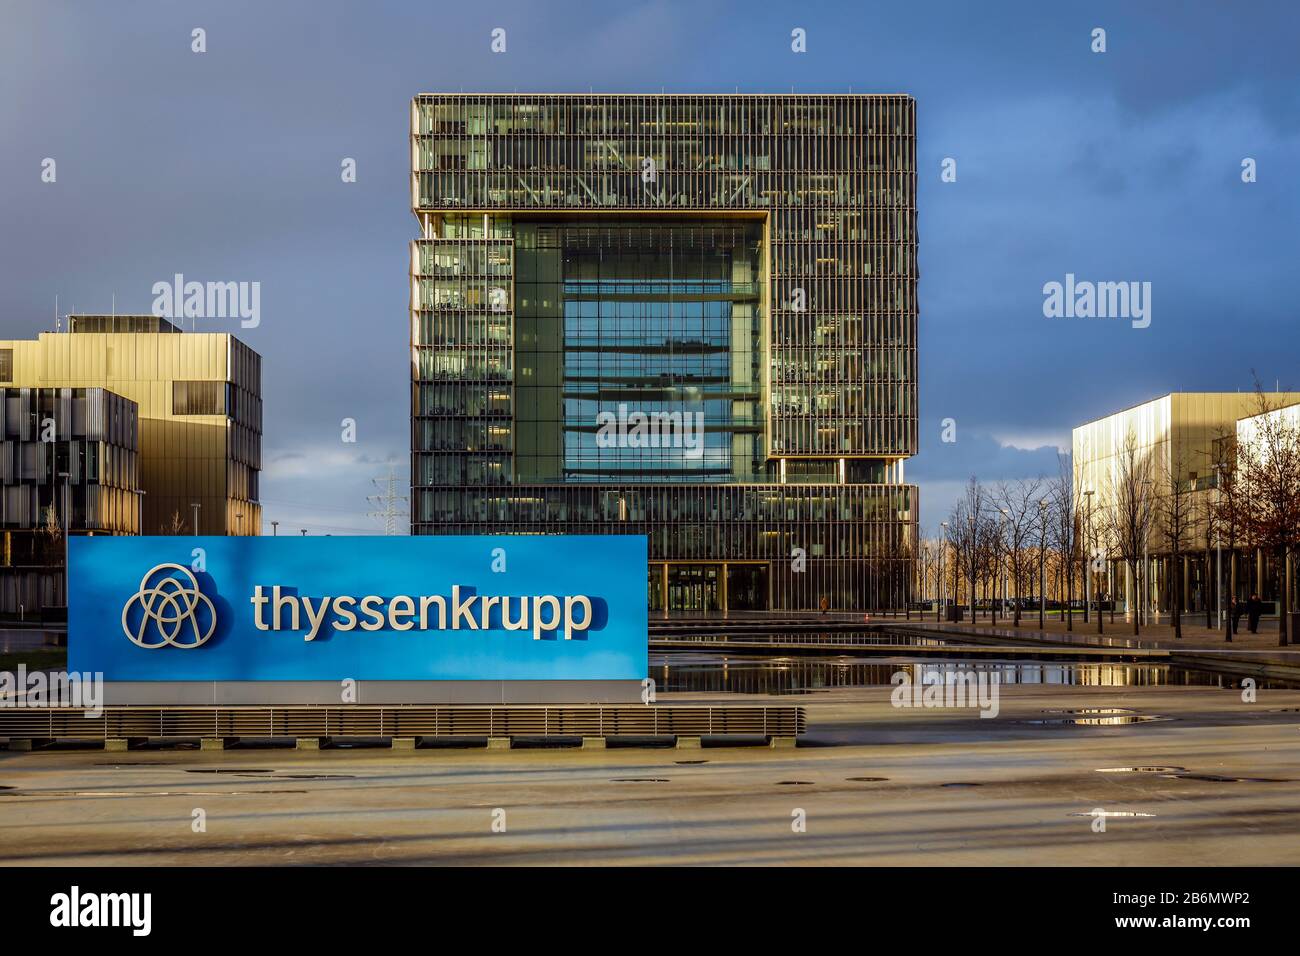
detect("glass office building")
(410, 94), (918, 611)
(0, 386), (138, 612)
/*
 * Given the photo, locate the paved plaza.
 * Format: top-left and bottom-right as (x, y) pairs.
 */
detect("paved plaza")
(2, 682), (1297, 865)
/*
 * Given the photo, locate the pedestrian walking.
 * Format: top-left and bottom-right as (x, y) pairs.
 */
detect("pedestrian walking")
(1247, 593), (1263, 634)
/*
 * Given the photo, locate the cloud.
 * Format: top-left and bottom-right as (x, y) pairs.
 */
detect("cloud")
(263, 445), (396, 481)
(3, 0), (1298, 539)
(987, 429), (1071, 454)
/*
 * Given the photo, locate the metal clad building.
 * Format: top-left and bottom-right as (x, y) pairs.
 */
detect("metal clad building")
(410, 94), (918, 611)
(0, 318), (263, 614)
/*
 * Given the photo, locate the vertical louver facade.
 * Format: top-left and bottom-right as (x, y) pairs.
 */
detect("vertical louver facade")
(411, 94), (917, 611)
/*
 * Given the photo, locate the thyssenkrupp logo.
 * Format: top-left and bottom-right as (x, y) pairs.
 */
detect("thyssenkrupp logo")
(121, 564), (216, 649)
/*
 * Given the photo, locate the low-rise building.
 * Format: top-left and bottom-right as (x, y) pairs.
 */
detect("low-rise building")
(0, 386), (138, 613)
(0, 316), (264, 615)
(1072, 391), (1300, 620)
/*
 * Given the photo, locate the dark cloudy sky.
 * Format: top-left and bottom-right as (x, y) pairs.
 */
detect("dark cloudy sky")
(3, 0), (1297, 534)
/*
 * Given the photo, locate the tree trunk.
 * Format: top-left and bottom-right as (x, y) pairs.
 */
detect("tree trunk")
(1131, 562), (1140, 636)
(1013, 558), (1022, 627)
(991, 571), (997, 625)
(1065, 556), (1073, 631)
(1279, 547), (1290, 648)
(1204, 536), (1212, 629)
(1172, 548), (1182, 639)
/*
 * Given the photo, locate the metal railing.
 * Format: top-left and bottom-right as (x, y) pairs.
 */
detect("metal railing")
(0, 704), (805, 741)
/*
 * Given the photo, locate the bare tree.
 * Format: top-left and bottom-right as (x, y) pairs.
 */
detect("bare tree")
(949, 478), (989, 622)
(996, 478), (1044, 627)
(1237, 382), (1300, 646)
(1209, 425), (1247, 641)
(919, 534), (948, 620)
(41, 503), (63, 565)
(1050, 453), (1079, 631)
(896, 530), (915, 619)
(978, 508), (1001, 623)
(1104, 428), (1155, 636)
(1087, 502), (1112, 635)
(1155, 452), (1196, 640)
(160, 509), (188, 536)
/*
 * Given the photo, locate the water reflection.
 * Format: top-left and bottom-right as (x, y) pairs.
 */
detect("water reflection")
(649, 653), (1288, 696)
(0, 630), (58, 653)
(1019, 714), (1165, 725)
(656, 630), (954, 648)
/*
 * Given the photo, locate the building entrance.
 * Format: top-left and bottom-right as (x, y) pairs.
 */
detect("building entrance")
(649, 562), (769, 613)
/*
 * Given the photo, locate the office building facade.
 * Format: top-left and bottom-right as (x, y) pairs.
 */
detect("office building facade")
(410, 94), (918, 611)
(1073, 392), (1300, 619)
(0, 316), (262, 539)
(0, 386), (138, 612)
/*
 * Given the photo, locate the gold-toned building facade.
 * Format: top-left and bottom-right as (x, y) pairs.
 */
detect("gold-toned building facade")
(1072, 391), (1300, 615)
(0, 316), (262, 537)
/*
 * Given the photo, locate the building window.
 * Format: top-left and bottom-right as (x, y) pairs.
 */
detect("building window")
(172, 380), (227, 416)
(0, 349), (12, 383)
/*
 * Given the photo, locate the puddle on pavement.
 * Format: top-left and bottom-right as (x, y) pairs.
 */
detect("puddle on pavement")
(610, 777), (669, 783)
(776, 780), (813, 785)
(1162, 773), (1290, 783)
(1097, 766), (1289, 783)
(1021, 714), (1165, 726)
(846, 776), (889, 782)
(178, 768), (355, 780)
(1070, 810), (1157, 819)
(1096, 766), (1187, 774)
(272, 774), (356, 780)
(184, 768), (274, 774)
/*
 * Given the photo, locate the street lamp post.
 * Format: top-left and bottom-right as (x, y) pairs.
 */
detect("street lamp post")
(190, 502), (201, 537)
(901, 509), (911, 621)
(968, 514), (977, 624)
(1065, 490), (1074, 632)
(1039, 498), (1049, 631)
(58, 471), (70, 607)
(996, 509), (1008, 626)
(1141, 477), (1153, 628)
(1084, 489), (1102, 635)
(1211, 528), (1222, 639)
(1109, 562), (1116, 626)
(939, 521), (949, 624)
(1082, 490), (1091, 625)
(134, 489), (146, 536)
(1214, 463), (1228, 641)
(271, 520), (279, 537)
